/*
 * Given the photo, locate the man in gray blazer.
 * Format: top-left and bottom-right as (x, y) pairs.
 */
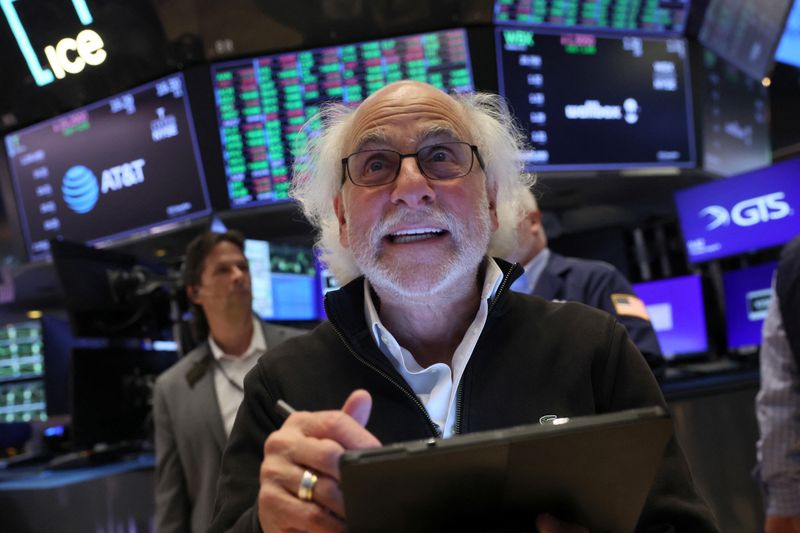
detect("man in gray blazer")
(153, 230), (303, 533)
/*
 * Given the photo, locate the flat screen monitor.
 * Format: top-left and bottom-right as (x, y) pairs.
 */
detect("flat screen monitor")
(699, 0), (794, 80)
(244, 239), (317, 320)
(698, 49), (771, 177)
(0, 320), (43, 384)
(495, 28), (695, 170)
(775, 0), (800, 67)
(4, 72), (211, 261)
(723, 261), (777, 352)
(71, 346), (178, 448)
(674, 157), (800, 263)
(632, 274), (709, 360)
(211, 28), (475, 209)
(493, 0), (691, 35)
(0, 320), (47, 424)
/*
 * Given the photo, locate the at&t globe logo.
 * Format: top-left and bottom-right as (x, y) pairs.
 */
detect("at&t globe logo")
(61, 165), (99, 213)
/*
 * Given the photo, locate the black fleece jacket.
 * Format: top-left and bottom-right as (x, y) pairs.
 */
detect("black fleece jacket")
(210, 259), (718, 532)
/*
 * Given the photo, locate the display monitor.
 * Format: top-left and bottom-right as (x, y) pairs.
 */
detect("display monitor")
(0, 320), (43, 383)
(494, 0), (691, 35)
(211, 28), (475, 209)
(698, 49), (771, 177)
(4, 72), (211, 262)
(495, 28), (695, 170)
(244, 240), (318, 320)
(775, 0), (800, 67)
(723, 261), (777, 353)
(0, 320), (47, 424)
(699, 0), (794, 80)
(632, 274), (709, 360)
(674, 157), (800, 263)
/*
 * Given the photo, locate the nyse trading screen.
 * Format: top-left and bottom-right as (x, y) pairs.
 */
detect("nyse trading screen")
(700, 50), (771, 177)
(699, 0), (794, 80)
(496, 28), (695, 171)
(211, 28), (475, 209)
(0, 321), (46, 423)
(4, 73), (211, 262)
(494, 0), (691, 35)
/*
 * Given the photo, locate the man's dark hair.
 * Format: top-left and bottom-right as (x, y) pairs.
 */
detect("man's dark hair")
(183, 230), (246, 342)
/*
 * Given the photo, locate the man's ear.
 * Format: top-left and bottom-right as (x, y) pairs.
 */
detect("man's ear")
(333, 193), (349, 248)
(187, 285), (201, 305)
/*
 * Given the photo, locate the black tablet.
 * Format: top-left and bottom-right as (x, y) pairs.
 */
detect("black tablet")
(340, 406), (672, 533)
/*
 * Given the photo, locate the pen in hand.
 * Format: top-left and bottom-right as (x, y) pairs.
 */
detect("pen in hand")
(275, 399), (296, 420)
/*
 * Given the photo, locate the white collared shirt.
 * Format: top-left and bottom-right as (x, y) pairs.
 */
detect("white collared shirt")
(364, 258), (504, 438)
(509, 247), (551, 294)
(208, 317), (266, 437)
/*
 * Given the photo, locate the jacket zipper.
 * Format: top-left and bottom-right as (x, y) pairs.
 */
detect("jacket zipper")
(324, 297), (441, 438)
(452, 263), (517, 436)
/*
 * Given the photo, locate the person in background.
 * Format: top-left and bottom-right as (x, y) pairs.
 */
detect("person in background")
(209, 81), (716, 532)
(489, 188), (665, 377)
(153, 230), (303, 533)
(756, 236), (800, 533)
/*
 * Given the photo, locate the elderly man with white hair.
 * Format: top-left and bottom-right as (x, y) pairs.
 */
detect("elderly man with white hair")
(209, 81), (717, 533)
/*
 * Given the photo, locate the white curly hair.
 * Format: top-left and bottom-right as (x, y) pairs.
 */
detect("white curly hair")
(290, 82), (536, 284)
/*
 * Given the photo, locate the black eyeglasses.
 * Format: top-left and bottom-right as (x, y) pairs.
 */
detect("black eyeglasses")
(341, 141), (485, 187)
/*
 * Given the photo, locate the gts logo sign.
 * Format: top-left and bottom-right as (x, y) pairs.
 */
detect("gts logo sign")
(699, 192), (792, 230)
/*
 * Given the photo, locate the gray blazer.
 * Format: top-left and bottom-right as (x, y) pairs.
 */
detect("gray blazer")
(153, 320), (304, 533)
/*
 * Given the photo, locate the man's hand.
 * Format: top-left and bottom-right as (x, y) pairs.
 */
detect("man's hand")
(766, 516), (800, 533)
(535, 513), (589, 533)
(257, 390), (381, 533)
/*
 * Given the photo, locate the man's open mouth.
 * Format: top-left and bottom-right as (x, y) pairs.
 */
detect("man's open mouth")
(386, 228), (448, 244)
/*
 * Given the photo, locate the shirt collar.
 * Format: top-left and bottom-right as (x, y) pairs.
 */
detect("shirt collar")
(208, 316), (266, 362)
(510, 247), (551, 294)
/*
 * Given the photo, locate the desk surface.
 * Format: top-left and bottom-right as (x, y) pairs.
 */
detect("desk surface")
(0, 453), (154, 490)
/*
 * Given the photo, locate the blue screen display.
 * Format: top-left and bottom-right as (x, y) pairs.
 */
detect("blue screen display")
(244, 239), (317, 321)
(776, 0), (800, 67)
(674, 157), (800, 263)
(723, 261), (777, 352)
(633, 274), (709, 360)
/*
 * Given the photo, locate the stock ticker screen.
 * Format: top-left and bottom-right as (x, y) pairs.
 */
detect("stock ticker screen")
(0, 321), (46, 423)
(494, 0), (691, 35)
(4, 73), (211, 262)
(496, 28), (695, 170)
(211, 28), (475, 209)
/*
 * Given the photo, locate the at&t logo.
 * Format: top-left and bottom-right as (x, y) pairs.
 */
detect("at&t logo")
(61, 158), (146, 214)
(61, 165), (99, 213)
(699, 192), (793, 230)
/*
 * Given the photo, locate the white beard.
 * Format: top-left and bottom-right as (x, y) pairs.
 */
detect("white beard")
(346, 192), (493, 301)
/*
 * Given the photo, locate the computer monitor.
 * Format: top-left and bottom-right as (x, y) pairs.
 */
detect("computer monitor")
(244, 239), (317, 321)
(493, 0), (691, 35)
(674, 156), (800, 263)
(4, 72), (212, 261)
(775, 0), (800, 67)
(495, 28), (695, 170)
(699, 0), (794, 80)
(210, 28), (475, 209)
(0, 320), (47, 424)
(723, 261), (777, 353)
(632, 274), (709, 360)
(698, 49), (771, 177)
(70, 346), (178, 449)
